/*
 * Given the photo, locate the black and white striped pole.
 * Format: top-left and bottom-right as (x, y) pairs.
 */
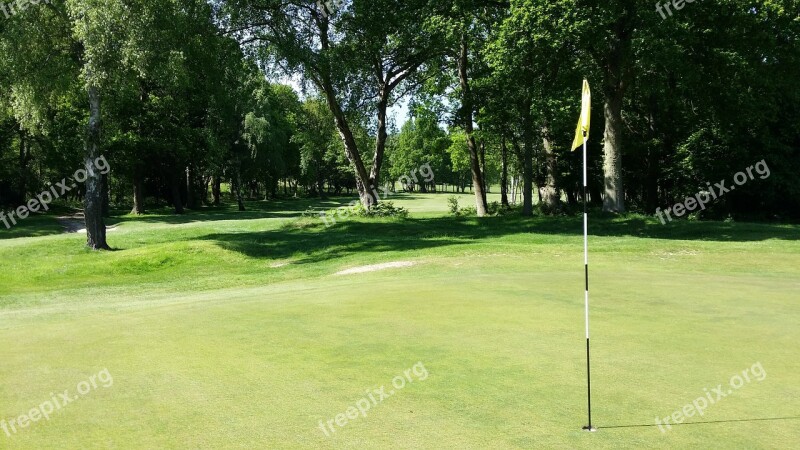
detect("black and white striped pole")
(581, 130), (596, 433)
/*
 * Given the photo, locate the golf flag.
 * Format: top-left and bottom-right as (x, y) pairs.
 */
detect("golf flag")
(572, 80), (591, 151)
(575, 79), (596, 432)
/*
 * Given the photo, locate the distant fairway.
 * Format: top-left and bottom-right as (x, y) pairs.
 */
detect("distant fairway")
(0, 193), (798, 448)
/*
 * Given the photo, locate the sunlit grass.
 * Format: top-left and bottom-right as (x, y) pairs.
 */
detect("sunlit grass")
(0, 194), (798, 448)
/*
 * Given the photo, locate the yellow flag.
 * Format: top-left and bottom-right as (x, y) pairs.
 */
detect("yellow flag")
(571, 80), (591, 151)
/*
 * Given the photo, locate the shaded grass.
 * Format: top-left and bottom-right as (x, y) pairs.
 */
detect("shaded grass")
(0, 213), (65, 239)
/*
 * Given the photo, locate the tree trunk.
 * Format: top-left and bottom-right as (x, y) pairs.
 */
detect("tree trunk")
(521, 99), (534, 216)
(500, 135), (509, 207)
(212, 175), (221, 206)
(480, 140), (487, 195)
(540, 123), (560, 210)
(600, 17), (632, 213)
(511, 176), (517, 205)
(131, 173), (145, 214)
(201, 177), (211, 206)
(369, 93), (389, 189)
(17, 128), (28, 204)
(567, 188), (577, 206)
(270, 178), (278, 199)
(646, 100), (661, 212)
(589, 182), (602, 207)
(602, 90), (625, 213)
(233, 161), (245, 211)
(319, 77), (375, 208)
(84, 82), (108, 250)
(186, 165), (199, 210)
(458, 32), (488, 217)
(170, 168), (184, 214)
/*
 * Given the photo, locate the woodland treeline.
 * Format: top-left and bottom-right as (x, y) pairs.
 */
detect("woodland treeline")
(0, 0), (798, 248)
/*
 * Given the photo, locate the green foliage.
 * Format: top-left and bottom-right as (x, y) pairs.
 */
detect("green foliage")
(447, 195), (482, 217)
(390, 106), (450, 189)
(351, 201), (410, 219)
(0, 0), (797, 221)
(447, 196), (460, 216)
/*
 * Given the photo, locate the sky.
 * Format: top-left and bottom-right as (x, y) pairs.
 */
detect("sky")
(388, 97), (410, 129)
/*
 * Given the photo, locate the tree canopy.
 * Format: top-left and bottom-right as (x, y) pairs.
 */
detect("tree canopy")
(1, 0), (797, 248)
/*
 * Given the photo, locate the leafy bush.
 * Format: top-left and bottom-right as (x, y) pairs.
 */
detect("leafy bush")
(449, 197), (507, 217)
(350, 201), (409, 219)
(365, 201), (409, 218)
(447, 196), (476, 216)
(447, 196), (460, 216)
(459, 206), (477, 216)
(487, 201), (505, 216)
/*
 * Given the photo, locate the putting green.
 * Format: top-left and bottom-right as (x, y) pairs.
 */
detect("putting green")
(0, 195), (798, 448)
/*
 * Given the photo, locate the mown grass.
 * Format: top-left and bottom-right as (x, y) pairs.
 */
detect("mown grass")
(0, 193), (798, 448)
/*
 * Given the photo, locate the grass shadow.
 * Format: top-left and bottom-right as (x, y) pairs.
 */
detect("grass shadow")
(196, 214), (800, 266)
(601, 416), (800, 430)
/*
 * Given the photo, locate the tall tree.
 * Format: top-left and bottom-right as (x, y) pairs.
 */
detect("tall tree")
(222, 0), (442, 207)
(582, 0), (640, 213)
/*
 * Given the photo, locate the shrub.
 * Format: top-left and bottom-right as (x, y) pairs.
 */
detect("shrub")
(449, 197), (508, 217)
(352, 201), (409, 219)
(447, 196), (460, 216)
(459, 206), (477, 216)
(368, 201), (409, 218)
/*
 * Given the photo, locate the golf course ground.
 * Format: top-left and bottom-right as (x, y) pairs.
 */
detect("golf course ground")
(0, 192), (798, 449)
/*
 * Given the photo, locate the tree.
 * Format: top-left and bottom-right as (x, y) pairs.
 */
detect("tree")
(293, 97), (344, 197)
(421, 1), (499, 215)
(580, 0), (642, 213)
(222, 0), (443, 208)
(390, 106), (449, 192)
(486, 0), (586, 214)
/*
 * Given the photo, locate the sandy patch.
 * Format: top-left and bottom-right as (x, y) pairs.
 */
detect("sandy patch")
(57, 211), (118, 234)
(73, 226), (119, 234)
(652, 250), (699, 260)
(335, 261), (415, 276)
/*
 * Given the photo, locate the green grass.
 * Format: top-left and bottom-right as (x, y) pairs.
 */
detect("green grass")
(0, 193), (798, 448)
(0, 213), (64, 239)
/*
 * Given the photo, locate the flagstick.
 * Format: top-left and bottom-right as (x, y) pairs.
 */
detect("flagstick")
(582, 132), (596, 432)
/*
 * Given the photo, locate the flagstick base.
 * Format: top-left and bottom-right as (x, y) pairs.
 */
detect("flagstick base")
(582, 426), (597, 432)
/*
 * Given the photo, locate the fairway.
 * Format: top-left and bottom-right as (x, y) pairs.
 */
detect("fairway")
(1, 194), (798, 449)
(3, 0), (798, 447)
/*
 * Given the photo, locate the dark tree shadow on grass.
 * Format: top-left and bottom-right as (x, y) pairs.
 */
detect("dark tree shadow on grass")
(198, 218), (486, 265)
(5, 194), (798, 245)
(601, 415), (800, 430)
(105, 198), (356, 227)
(539, 215), (800, 242)
(196, 215), (800, 266)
